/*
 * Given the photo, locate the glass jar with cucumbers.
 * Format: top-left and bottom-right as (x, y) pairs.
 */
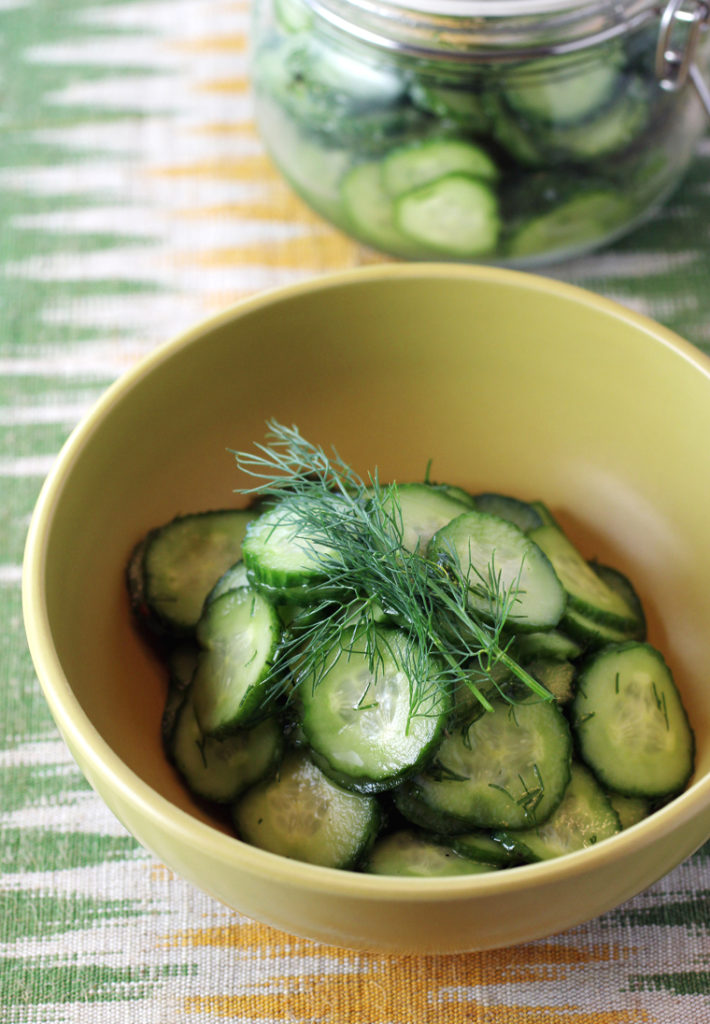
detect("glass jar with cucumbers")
(250, 0), (710, 266)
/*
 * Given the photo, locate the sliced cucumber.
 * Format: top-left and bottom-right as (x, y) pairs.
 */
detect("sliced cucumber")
(409, 82), (490, 132)
(161, 643), (198, 752)
(392, 778), (469, 835)
(395, 173), (501, 257)
(450, 660), (513, 723)
(545, 80), (650, 161)
(589, 561), (646, 640)
(428, 482), (476, 509)
(529, 501), (561, 528)
(203, 559), (250, 609)
(191, 588), (282, 736)
(234, 750), (380, 868)
(365, 829), (497, 877)
(242, 498), (342, 602)
(428, 510), (566, 631)
(130, 509), (258, 635)
(495, 762), (621, 862)
(382, 137), (497, 198)
(379, 481), (473, 553)
(607, 790), (650, 829)
(503, 52), (622, 125)
(129, 463), (695, 876)
(513, 629), (584, 663)
(571, 642), (694, 798)
(472, 492), (544, 533)
(273, 0), (312, 33)
(298, 627), (450, 793)
(507, 190), (632, 260)
(254, 35), (403, 129)
(490, 101), (548, 168)
(256, 95), (352, 221)
(563, 604), (642, 648)
(413, 694), (572, 829)
(525, 658), (576, 705)
(172, 697), (282, 803)
(449, 829), (518, 866)
(528, 523), (637, 628)
(340, 160), (424, 257)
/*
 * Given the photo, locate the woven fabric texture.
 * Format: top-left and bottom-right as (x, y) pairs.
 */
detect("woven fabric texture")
(2, 1), (710, 1021)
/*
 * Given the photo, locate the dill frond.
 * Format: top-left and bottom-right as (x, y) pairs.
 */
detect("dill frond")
(230, 420), (551, 714)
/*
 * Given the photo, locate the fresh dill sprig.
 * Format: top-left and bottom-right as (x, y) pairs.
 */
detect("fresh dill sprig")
(230, 420), (551, 714)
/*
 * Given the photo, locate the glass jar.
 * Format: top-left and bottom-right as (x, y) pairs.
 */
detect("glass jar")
(250, 0), (710, 266)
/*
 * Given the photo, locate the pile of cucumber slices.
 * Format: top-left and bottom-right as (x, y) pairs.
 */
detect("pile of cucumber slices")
(127, 435), (694, 877)
(250, 5), (691, 264)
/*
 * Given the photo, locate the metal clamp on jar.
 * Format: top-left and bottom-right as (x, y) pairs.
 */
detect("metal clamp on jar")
(250, 0), (710, 265)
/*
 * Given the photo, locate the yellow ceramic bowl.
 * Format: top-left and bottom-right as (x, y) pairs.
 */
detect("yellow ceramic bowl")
(23, 264), (710, 954)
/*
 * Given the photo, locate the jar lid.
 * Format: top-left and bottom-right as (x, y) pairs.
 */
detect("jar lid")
(308, 0), (658, 58)
(372, 0), (605, 15)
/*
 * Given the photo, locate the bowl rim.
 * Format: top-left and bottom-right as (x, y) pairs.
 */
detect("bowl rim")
(22, 261), (710, 901)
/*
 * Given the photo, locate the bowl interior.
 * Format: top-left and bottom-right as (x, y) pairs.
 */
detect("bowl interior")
(32, 266), (710, 842)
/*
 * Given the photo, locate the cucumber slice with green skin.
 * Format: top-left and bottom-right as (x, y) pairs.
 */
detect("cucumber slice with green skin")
(203, 559), (250, 609)
(563, 605), (642, 648)
(365, 830), (498, 877)
(428, 510), (566, 632)
(161, 643), (198, 752)
(380, 482), (474, 553)
(589, 561), (646, 640)
(450, 660), (512, 723)
(472, 492), (544, 533)
(525, 658), (577, 705)
(409, 82), (491, 132)
(253, 36), (404, 129)
(382, 138), (498, 198)
(130, 509), (258, 635)
(298, 627), (451, 793)
(255, 95), (352, 221)
(513, 629), (584, 663)
(242, 499), (342, 603)
(494, 762), (621, 862)
(503, 53), (622, 126)
(273, 0), (312, 33)
(172, 697), (283, 804)
(234, 750), (380, 869)
(340, 161), (425, 257)
(507, 190), (632, 260)
(528, 501), (561, 528)
(413, 694), (572, 829)
(571, 642), (694, 798)
(544, 79), (650, 162)
(191, 588), (282, 736)
(449, 830), (518, 866)
(395, 173), (501, 257)
(490, 101), (548, 168)
(528, 523), (637, 629)
(392, 779), (470, 835)
(428, 483), (476, 509)
(607, 790), (650, 830)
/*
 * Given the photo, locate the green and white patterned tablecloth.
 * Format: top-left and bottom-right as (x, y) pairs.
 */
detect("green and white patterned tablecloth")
(2, 2), (710, 1021)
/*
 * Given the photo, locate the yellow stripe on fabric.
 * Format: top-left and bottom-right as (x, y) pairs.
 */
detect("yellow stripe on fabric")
(170, 920), (628, 975)
(182, 233), (375, 269)
(148, 154), (274, 179)
(170, 169), (383, 268)
(186, 982), (649, 1024)
(199, 75), (251, 94)
(170, 920), (645, 1023)
(173, 34), (249, 53)
(190, 121), (262, 136)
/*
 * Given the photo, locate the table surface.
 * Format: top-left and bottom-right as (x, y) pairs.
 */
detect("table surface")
(2, 2), (710, 1020)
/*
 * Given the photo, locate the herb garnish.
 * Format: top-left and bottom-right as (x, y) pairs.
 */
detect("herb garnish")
(230, 420), (551, 715)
